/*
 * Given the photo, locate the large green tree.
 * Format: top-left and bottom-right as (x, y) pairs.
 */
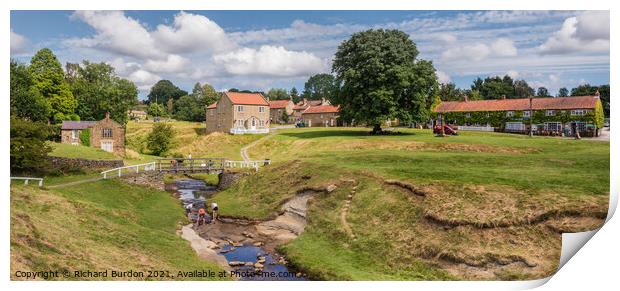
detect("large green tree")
(290, 87), (301, 103)
(191, 82), (220, 108)
(174, 95), (204, 121)
(513, 80), (535, 98)
(147, 80), (187, 105)
(66, 61), (138, 124)
(332, 29), (438, 133)
(571, 84), (610, 117)
(302, 73), (339, 100)
(10, 60), (50, 122)
(536, 87), (549, 97)
(266, 88), (289, 100)
(470, 75), (535, 99)
(28, 48), (77, 121)
(438, 83), (467, 101)
(557, 87), (569, 97)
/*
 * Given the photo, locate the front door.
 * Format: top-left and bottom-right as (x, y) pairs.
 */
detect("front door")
(101, 141), (113, 152)
(251, 118), (256, 130)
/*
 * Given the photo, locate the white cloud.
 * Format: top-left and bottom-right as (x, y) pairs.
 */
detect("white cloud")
(491, 38), (517, 57)
(143, 55), (189, 74)
(213, 45), (325, 77)
(10, 30), (28, 54)
(68, 11), (165, 60)
(441, 37), (517, 62)
(506, 70), (519, 79)
(128, 69), (162, 91)
(435, 71), (451, 84)
(152, 12), (236, 54)
(538, 11), (609, 54)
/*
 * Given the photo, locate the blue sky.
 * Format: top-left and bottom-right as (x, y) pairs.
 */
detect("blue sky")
(10, 10), (610, 99)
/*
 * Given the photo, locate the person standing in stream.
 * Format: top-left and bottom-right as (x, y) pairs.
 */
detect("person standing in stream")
(211, 202), (219, 223)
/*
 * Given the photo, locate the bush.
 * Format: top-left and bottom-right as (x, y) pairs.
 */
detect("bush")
(10, 117), (52, 174)
(79, 128), (90, 146)
(146, 123), (176, 156)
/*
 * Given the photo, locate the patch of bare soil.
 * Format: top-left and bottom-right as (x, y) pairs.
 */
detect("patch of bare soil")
(337, 140), (537, 154)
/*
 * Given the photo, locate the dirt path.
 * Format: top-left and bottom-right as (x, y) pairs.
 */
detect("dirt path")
(340, 186), (357, 240)
(240, 131), (276, 162)
(47, 177), (102, 189)
(180, 224), (231, 272)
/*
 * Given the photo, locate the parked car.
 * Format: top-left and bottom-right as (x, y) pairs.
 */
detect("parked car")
(433, 125), (458, 135)
(295, 121), (306, 128)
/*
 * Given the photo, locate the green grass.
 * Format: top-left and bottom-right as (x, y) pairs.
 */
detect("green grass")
(212, 126), (609, 280)
(48, 142), (119, 160)
(10, 180), (227, 280)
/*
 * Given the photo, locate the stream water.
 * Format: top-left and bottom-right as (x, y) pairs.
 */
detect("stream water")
(173, 179), (305, 281)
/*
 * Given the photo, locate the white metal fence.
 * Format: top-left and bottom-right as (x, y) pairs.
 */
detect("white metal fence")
(11, 177), (43, 187)
(457, 125), (495, 132)
(101, 162), (157, 179)
(229, 128), (270, 135)
(224, 160), (271, 171)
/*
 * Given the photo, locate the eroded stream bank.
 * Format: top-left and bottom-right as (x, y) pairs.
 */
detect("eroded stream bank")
(169, 178), (309, 280)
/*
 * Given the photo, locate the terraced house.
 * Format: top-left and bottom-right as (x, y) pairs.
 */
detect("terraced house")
(268, 99), (294, 124)
(206, 92), (270, 134)
(433, 93), (605, 137)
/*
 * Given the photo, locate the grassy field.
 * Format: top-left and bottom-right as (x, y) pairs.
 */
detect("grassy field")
(10, 180), (227, 280)
(49, 142), (118, 160)
(212, 127), (609, 280)
(126, 120), (263, 159)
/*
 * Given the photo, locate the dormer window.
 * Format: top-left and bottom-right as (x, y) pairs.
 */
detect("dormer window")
(545, 110), (555, 116)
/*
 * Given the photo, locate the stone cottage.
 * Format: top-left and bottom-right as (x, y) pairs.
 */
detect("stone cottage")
(60, 112), (125, 154)
(205, 92), (271, 134)
(292, 98), (330, 122)
(269, 99), (294, 124)
(301, 105), (340, 127)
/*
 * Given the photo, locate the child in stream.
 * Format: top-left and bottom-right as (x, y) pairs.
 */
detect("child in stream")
(211, 202), (219, 223)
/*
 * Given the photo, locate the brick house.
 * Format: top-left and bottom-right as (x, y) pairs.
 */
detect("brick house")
(269, 99), (294, 124)
(60, 112), (126, 154)
(433, 94), (604, 137)
(205, 92), (270, 134)
(301, 105), (340, 127)
(292, 98), (330, 122)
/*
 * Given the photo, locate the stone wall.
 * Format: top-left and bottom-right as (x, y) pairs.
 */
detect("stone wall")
(48, 156), (124, 170)
(217, 171), (249, 190)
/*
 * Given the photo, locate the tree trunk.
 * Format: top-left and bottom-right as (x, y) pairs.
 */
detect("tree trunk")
(372, 124), (382, 135)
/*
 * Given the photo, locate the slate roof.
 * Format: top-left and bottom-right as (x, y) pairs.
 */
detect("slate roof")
(61, 121), (97, 130)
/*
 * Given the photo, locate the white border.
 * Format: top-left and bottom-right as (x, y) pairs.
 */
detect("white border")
(2, 1), (617, 291)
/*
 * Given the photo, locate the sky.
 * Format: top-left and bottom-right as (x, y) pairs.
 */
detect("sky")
(10, 10), (610, 99)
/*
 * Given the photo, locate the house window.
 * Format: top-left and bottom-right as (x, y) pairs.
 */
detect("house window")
(465, 113), (471, 118)
(259, 106), (265, 113)
(260, 120), (265, 127)
(505, 122), (525, 131)
(102, 128), (113, 138)
(506, 111), (514, 117)
(544, 122), (562, 131)
(523, 110), (531, 118)
(571, 109), (587, 116)
(545, 110), (555, 116)
(237, 106), (244, 112)
(210, 110), (214, 116)
(71, 130), (79, 139)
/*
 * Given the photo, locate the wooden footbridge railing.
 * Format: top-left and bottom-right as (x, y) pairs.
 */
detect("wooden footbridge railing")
(101, 158), (270, 179)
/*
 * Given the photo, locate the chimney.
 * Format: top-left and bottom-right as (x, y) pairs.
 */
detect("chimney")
(595, 90), (600, 98)
(321, 97), (326, 105)
(303, 98), (308, 105)
(464, 96), (469, 102)
(105, 111), (110, 119)
(501, 95), (506, 100)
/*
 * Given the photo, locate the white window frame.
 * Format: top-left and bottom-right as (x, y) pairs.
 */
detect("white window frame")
(523, 110), (531, 118)
(465, 113), (471, 118)
(259, 106), (265, 113)
(102, 128), (113, 138)
(237, 105), (244, 112)
(506, 111), (514, 117)
(505, 122), (525, 131)
(545, 110), (555, 116)
(571, 109), (587, 116)
(71, 129), (78, 139)
(544, 122), (562, 131)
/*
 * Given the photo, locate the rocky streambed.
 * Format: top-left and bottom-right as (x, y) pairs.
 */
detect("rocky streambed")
(170, 178), (311, 280)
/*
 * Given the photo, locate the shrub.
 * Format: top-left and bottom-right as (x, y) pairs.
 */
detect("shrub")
(10, 117), (52, 174)
(146, 123), (176, 156)
(79, 128), (90, 146)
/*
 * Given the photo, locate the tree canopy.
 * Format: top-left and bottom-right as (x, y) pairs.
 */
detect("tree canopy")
(302, 73), (339, 100)
(557, 87), (569, 97)
(174, 95), (205, 122)
(536, 87), (549, 97)
(10, 60), (50, 122)
(266, 88), (290, 100)
(29, 48), (77, 122)
(331, 29), (438, 133)
(66, 61), (138, 124)
(10, 117), (52, 173)
(147, 80), (187, 105)
(146, 123), (176, 156)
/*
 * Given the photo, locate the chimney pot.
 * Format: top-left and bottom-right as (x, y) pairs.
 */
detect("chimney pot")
(595, 90), (600, 97)
(105, 111), (110, 119)
(464, 96), (469, 102)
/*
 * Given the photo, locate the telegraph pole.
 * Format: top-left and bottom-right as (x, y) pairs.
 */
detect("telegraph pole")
(529, 97), (533, 137)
